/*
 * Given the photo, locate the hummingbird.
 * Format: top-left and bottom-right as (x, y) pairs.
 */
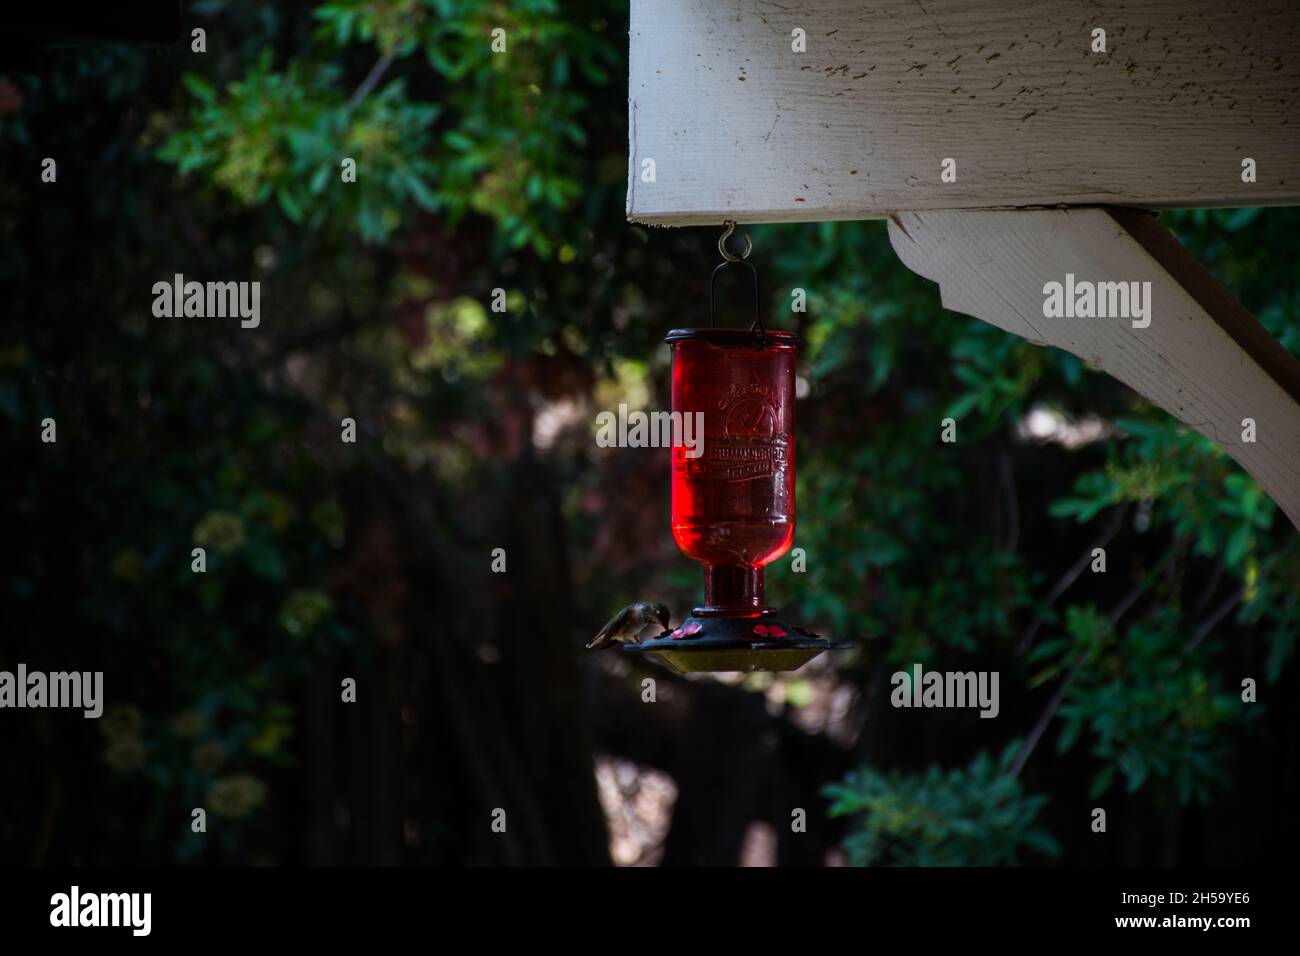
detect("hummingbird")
(586, 602), (671, 650)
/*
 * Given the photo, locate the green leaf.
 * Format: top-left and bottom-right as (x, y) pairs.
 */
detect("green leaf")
(181, 74), (216, 104)
(1056, 717), (1082, 754)
(276, 189), (305, 223)
(1225, 523), (1251, 567)
(1220, 207), (1261, 232)
(943, 392), (981, 421)
(1089, 765), (1116, 800)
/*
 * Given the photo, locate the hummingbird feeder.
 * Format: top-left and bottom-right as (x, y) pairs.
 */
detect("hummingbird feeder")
(624, 223), (849, 674)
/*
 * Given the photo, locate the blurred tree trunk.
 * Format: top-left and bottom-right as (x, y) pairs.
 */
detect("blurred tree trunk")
(320, 437), (611, 864)
(492, 451), (612, 864)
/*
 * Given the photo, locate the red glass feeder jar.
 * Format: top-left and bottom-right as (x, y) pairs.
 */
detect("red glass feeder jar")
(668, 327), (797, 617)
(622, 258), (848, 674)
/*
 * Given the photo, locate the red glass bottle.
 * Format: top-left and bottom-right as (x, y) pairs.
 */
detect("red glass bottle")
(619, 243), (844, 673)
(668, 328), (799, 618)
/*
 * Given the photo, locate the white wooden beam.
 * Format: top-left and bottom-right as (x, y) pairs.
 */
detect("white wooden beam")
(886, 207), (1300, 529)
(628, 0), (1300, 225)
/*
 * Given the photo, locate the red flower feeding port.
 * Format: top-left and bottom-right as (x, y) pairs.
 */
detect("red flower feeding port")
(625, 226), (849, 673)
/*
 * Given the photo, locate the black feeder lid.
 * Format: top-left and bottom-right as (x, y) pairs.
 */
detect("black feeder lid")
(663, 328), (802, 347)
(622, 615), (851, 674)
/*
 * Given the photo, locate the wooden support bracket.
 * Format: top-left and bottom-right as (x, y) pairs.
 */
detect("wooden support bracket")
(886, 208), (1300, 529)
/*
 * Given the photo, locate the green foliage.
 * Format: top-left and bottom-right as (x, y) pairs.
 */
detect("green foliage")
(824, 745), (1060, 866)
(1032, 607), (1239, 804)
(161, 52), (440, 241)
(1050, 418), (1274, 571)
(1240, 548), (1300, 682)
(160, 0), (618, 249)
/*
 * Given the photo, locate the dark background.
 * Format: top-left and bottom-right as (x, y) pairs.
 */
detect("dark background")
(2, 0), (1298, 866)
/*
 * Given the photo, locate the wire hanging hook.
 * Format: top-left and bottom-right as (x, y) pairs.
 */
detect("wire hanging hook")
(709, 221), (767, 348)
(717, 219), (752, 262)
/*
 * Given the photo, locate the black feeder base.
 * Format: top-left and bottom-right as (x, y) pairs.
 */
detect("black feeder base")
(622, 615), (851, 674)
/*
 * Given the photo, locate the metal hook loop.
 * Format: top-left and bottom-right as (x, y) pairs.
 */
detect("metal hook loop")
(708, 260), (767, 348)
(717, 219), (752, 262)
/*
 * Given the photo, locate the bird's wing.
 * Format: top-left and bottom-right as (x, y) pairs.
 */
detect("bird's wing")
(587, 605), (632, 649)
